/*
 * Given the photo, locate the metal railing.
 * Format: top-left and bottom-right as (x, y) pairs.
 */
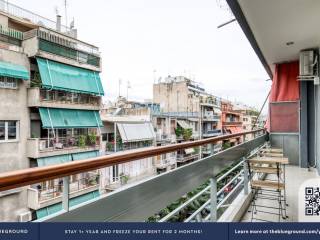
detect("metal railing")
(36, 136), (100, 152)
(39, 89), (101, 106)
(34, 174), (100, 202)
(158, 144), (264, 222)
(203, 129), (222, 136)
(222, 121), (242, 126)
(154, 112), (199, 118)
(106, 141), (154, 153)
(0, 0), (70, 32)
(0, 129), (265, 221)
(0, 129), (265, 192)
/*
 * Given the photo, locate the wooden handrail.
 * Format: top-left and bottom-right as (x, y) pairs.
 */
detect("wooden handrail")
(0, 129), (265, 191)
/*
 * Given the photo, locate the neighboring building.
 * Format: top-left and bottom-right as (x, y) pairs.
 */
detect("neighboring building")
(100, 98), (157, 191)
(0, 2), (104, 221)
(221, 100), (243, 147)
(153, 76), (223, 163)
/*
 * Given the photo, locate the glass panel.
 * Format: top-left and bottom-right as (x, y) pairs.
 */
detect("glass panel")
(0, 121), (5, 140)
(7, 121), (16, 140)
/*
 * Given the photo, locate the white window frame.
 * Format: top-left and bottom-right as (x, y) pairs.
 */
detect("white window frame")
(0, 76), (18, 89)
(0, 121), (19, 143)
(112, 165), (119, 183)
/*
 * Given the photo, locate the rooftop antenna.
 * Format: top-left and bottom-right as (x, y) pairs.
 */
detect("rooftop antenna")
(64, 0), (68, 28)
(126, 81), (131, 100)
(118, 78), (122, 97)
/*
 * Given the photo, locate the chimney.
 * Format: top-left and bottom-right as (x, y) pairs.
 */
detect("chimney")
(56, 15), (61, 32)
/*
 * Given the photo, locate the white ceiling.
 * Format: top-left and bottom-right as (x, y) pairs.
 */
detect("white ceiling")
(238, 0), (320, 74)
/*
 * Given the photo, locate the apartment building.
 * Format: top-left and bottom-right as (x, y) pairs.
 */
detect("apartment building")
(100, 98), (157, 191)
(153, 76), (223, 163)
(0, 2), (103, 221)
(221, 100), (243, 147)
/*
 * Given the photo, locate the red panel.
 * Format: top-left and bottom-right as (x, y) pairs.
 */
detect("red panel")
(270, 102), (299, 133)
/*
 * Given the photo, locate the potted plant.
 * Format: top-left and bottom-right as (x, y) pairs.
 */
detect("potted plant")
(78, 135), (86, 148)
(175, 126), (183, 138)
(182, 128), (193, 141)
(87, 132), (97, 146)
(119, 173), (129, 185)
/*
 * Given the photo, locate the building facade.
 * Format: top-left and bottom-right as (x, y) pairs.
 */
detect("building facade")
(153, 76), (223, 162)
(0, 3), (104, 221)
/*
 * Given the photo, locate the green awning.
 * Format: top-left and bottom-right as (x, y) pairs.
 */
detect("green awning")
(0, 60), (29, 80)
(39, 108), (103, 129)
(37, 154), (72, 167)
(72, 151), (99, 161)
(36, 190), (100, 219)
(36, 57), (104, 96)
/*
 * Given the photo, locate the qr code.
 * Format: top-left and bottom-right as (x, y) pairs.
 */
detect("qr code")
(305, 187), (320, 216)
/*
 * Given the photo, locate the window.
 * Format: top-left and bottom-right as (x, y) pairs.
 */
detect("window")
(112, 165), (119, 182)
(102, 133), (107, 141)
(0, 76), (17, 89)
(0, 121), (18, 142)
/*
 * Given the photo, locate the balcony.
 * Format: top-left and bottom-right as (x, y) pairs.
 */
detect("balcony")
(0, 24), (23, 50)
(155, 157), (177, 170)
(27, 173), (100, 210)
(176, 153), (199, 163)
(200, 98), (221, 107)
(27, 87), (101, 110)
(154, 112), (199, 119)
(23, 27), (101, 71)
(202, 129), (222, 138)
(203, 112), (220, 122)
(27, 136), (100, 158)
(222, 121), (242, 127)
(0, 0), (70, 33)
(105, 141), (153, 154)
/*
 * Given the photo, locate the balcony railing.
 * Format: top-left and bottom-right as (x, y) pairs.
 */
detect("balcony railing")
(222, 121), (242, 126)
(203, 113), (220, 121)
(35, 174), (99, 202)
(39, 89), (101, 106)
(154, 112), (199, 118)
(0, 0), (70, 33)
(106, 141), (154, 153)
(176, 153), (200, 163)
(203, 129), (222, 137)
(23, 28), (100, 67)
(0, 128), (265, 221)
(36, 136), (100, 153)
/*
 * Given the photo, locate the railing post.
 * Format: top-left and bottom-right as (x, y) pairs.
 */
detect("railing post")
(243, 158), (249, 195)
(210, 177), (217, 222)
(62, 176), (70, 212)
(210, 143), (214, 156)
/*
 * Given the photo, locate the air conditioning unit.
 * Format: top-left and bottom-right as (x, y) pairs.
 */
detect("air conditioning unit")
(298, 50), (319, 85)
(18, 211), (32, 222)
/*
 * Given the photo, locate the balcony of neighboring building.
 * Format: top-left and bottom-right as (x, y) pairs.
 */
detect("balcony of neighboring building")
(201, 143), (223, 155)
(27, 130), (101, 159)
(105, 140), (154, 154)
(202, 111), (221, 122)
(202, 129), (223, 138)
(27, 172), (100, 211)
(27, 87), (101, 111)
(23, 27), (101, 71)
(222, 121), (242, 127)
(28, 107), (103, 158)
(176, 148), (200, 165)
(0, 24), (23, 52)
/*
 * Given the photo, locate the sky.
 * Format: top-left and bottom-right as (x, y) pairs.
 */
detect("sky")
(13, 0), (270, 110)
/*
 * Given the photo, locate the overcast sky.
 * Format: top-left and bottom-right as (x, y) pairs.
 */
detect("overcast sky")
(14, 0), (270, 109)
